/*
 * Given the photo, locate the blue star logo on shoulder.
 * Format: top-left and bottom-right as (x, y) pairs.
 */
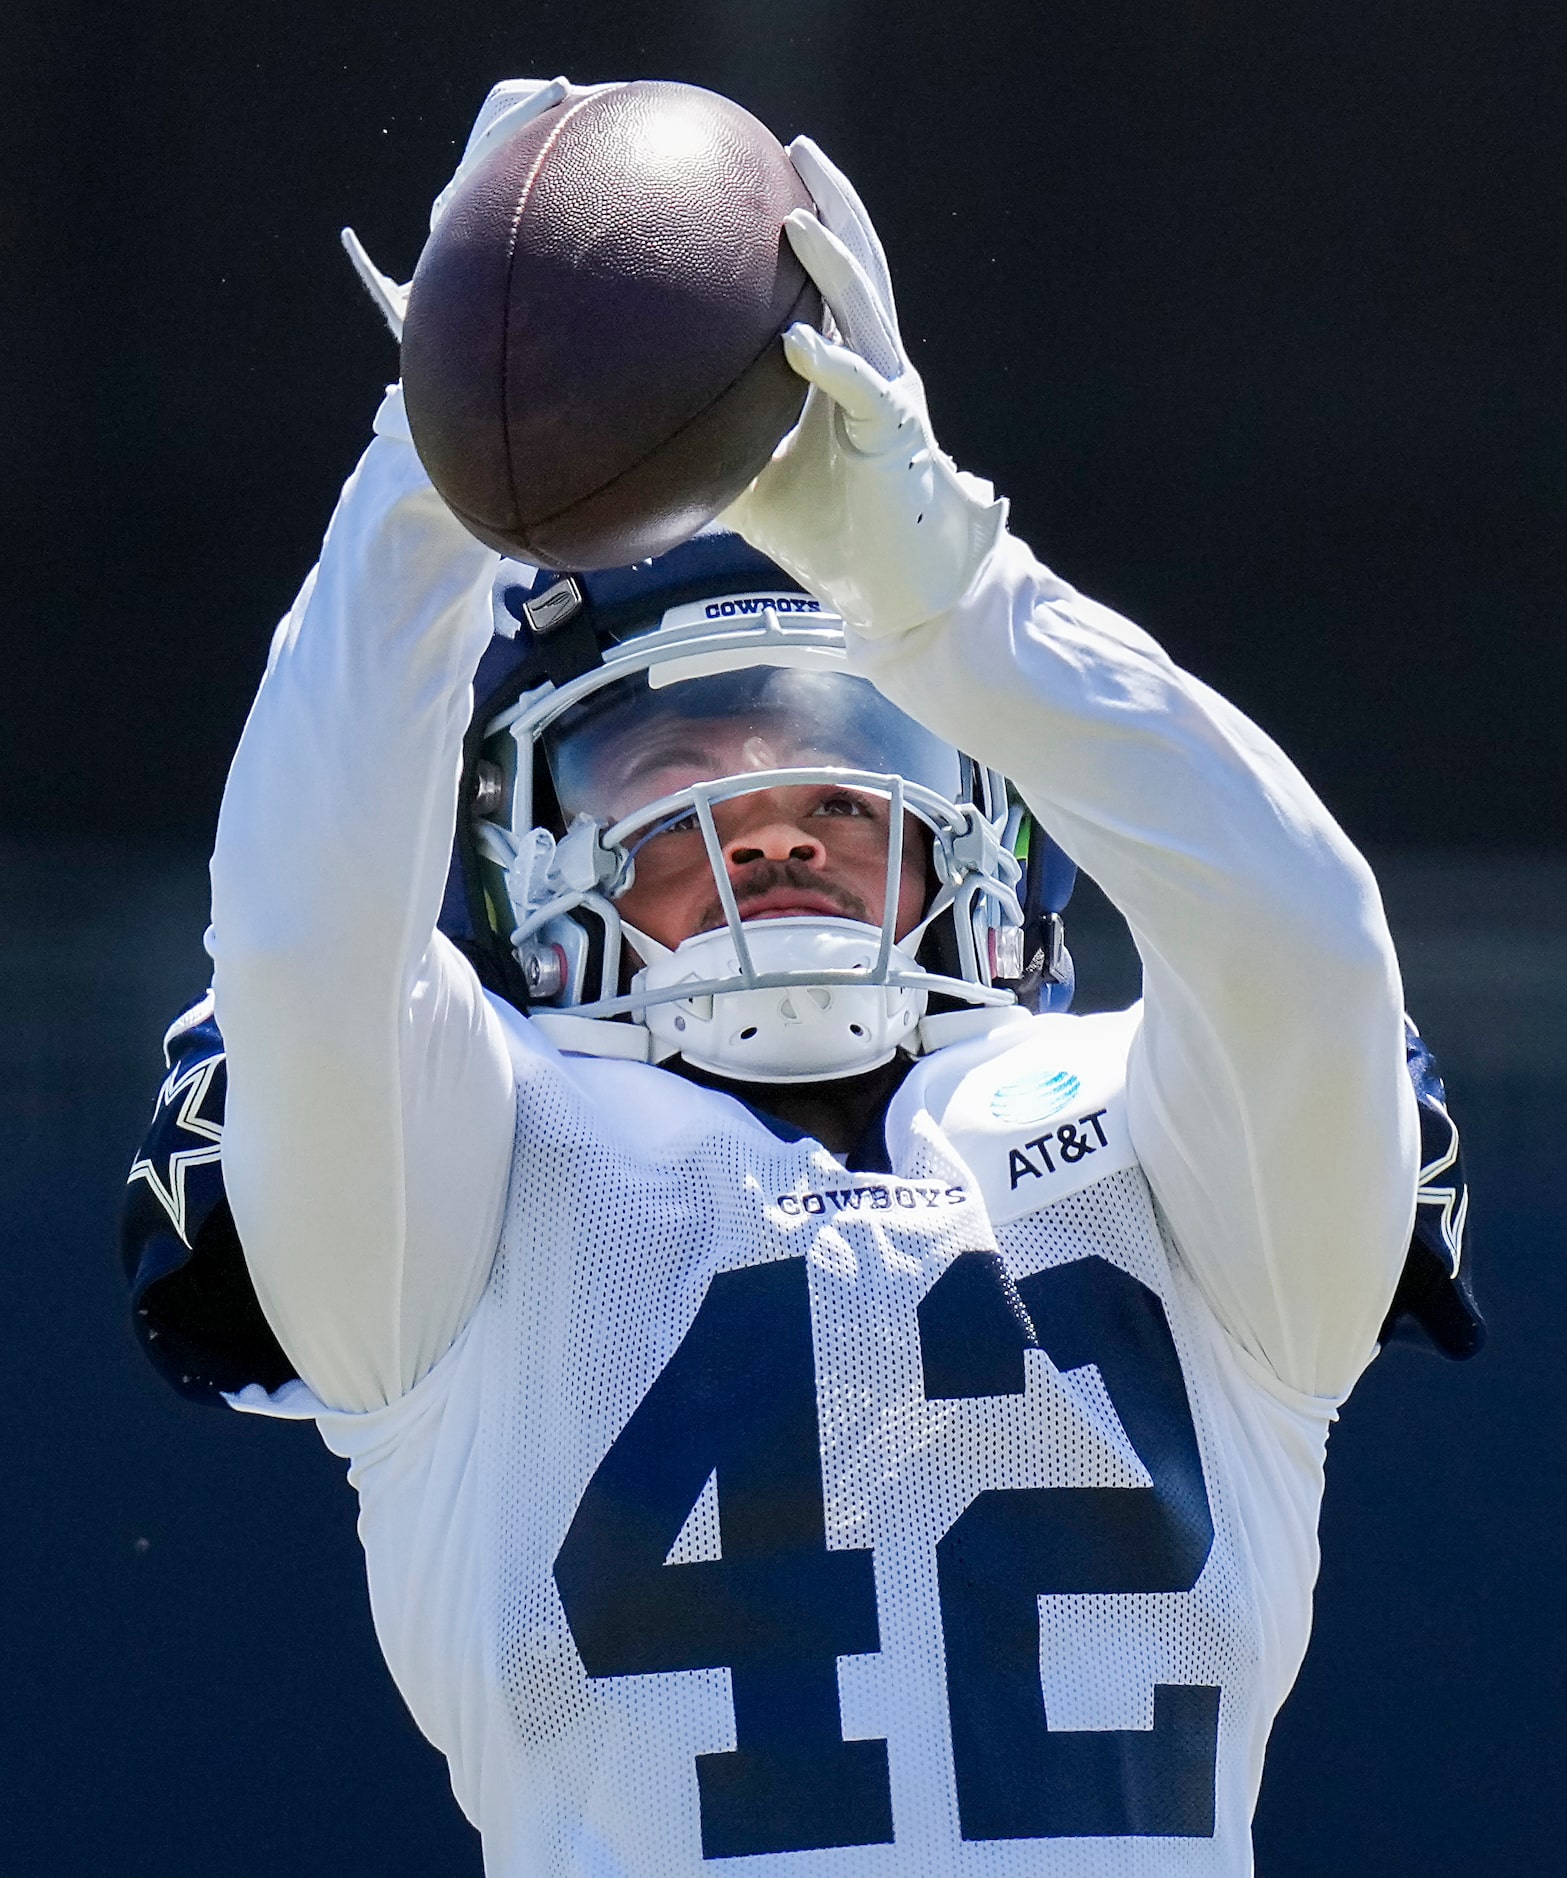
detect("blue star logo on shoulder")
(127, 1051), (226, 1247)
(1377, 1018), (1484, 1358)
(121, 991), (301, 1405)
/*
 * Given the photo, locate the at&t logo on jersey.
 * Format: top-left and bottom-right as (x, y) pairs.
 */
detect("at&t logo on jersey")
(1008, 1108), (1111, 1190)
(938, 1020), (1142, 1226)
(989, 1067), (1082, 1127)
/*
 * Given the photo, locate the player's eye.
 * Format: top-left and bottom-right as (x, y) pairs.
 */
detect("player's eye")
(630, 807), (703, 858)
(814, 791), (877, 820)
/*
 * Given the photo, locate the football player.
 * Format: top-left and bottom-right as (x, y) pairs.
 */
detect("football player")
(123, 78), (1481, 1877)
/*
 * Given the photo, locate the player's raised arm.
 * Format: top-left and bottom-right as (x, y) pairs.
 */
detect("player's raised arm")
(208, 84), (587, 1414)
(725, 141), (1418, 1402)
(210, 378), (514, 1414)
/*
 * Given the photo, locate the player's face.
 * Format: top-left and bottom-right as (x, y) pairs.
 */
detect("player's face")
(604, 718), (930, 951)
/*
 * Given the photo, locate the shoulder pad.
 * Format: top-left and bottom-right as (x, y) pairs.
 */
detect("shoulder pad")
(917, 1007), (1138, 1226)
(1379, 1018), (1484, 1360)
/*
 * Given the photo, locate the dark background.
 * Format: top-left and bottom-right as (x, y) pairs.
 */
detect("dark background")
(3, 2), (1563, 1873)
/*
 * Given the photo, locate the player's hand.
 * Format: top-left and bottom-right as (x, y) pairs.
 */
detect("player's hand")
(341, 76), (577, 341)
(721, 137), (1007, 640)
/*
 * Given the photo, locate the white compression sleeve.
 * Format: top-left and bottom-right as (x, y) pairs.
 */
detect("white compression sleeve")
(851, 533), (1419, 1401)
(209, 387), (515, 1414)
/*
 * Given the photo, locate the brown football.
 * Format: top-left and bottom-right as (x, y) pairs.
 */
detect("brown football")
(400, 81), (821, 571)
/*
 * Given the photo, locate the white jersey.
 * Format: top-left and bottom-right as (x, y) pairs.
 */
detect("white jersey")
(211, 387), (1418, 1876)
(253, 1000), (1326, 1877)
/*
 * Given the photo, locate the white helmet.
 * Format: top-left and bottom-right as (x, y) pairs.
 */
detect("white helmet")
(447, 533), (1074, 1082)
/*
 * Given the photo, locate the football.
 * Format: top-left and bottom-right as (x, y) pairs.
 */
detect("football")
(401, 81), (822, 571)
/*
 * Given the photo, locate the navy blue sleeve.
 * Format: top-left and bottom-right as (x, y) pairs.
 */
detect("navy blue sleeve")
(1376, 1018), (1484, 1360)
(119, 995), (298, 1405)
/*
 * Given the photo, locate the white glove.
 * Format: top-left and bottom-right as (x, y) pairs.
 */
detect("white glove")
(721, 138), (1007, 639)
(340, 75), (579, 340)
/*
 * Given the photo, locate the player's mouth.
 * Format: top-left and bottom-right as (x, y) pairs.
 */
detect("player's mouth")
(735, 888), (863, 922)
(690, 863), (874, 936)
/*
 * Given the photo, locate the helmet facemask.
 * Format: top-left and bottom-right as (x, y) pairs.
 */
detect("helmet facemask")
(468, 597), (1032, 1081)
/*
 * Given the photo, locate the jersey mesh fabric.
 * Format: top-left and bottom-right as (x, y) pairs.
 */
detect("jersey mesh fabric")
(317, 1008), (1330, 1878)
(993, 1178), (1310, 1869)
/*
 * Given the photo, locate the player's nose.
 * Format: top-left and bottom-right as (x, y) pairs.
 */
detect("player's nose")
(723, 814), (826, 870)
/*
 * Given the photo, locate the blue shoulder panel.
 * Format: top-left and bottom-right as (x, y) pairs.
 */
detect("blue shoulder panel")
(1377, 1018), (1484, 1359)
(119, 993), (298, 1404)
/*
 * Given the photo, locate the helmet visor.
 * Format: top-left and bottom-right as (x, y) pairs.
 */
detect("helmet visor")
(544, 665), (963, 826)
